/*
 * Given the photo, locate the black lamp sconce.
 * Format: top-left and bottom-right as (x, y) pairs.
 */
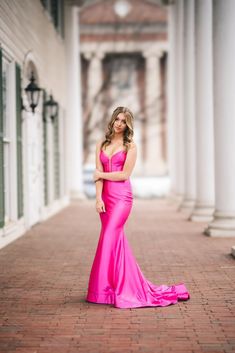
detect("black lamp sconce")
(44, 93), (59, 122)
(22, 71), (59, 121)
(23, 71), (42, 113)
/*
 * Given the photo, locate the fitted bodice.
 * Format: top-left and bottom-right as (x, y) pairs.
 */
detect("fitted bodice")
(100, 149), (127, 172)
(99, 149), (132, 201)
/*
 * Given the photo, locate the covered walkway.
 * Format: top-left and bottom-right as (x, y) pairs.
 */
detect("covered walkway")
(0, 199), (234, 353)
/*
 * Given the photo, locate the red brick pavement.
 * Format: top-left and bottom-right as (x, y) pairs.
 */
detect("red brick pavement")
(0, 199), (235, 353)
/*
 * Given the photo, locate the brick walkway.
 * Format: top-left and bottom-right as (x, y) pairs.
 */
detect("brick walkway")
(0, 199), (235, 353)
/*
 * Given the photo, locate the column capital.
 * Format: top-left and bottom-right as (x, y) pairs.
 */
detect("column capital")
(142, 50), (164, 59)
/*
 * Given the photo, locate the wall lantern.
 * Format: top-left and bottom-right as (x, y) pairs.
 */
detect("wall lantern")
(44, 94), (58, 122)
(24, 71), (42, 113)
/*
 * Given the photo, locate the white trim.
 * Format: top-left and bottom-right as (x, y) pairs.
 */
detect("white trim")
(0, 44), (15, 63)
(80, 40), (169, 56)
(1, 55), (18, 225)
(0, 218), (25, 250)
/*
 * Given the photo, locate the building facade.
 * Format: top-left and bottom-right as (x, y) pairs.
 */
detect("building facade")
(0, 0), (85, 249)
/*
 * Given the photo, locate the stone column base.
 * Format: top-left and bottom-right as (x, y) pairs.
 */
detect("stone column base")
(231, 246), (235, 258)
(190, 204), (214, 222)
(204, 212), (235, 237)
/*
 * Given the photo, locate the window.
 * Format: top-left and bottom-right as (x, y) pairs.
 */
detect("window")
(40, 0), (64, 38)
(2, 57), (11, 225)
(0, 51), (23, 228)
(53, 105), (60, 200)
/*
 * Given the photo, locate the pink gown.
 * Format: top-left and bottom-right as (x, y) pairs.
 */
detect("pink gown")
(86, 149), (190, 309)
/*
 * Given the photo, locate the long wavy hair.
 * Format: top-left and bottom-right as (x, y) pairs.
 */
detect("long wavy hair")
(101, 107), (134, 152)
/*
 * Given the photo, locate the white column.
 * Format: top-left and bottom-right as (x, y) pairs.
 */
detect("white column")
(85, 53), (104, 104)
(65, 5), (85, 199)
(190, 0), (215, 222)
(174, 0), (185, 203)
(144, 51), (166, 176)
(205, 0), (235, 236)
(85, 52), (105, 165)
(167, 5), (178, 199)
(180, 0), (196, 212)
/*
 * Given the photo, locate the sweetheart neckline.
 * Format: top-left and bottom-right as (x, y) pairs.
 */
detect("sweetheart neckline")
(100, 149), (127, 159)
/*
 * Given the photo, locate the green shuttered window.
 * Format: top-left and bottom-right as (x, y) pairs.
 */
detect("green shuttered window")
(40, 0), (64, 38)
(43, 90), (49, 206)
(54, 108), (60, 200)
(15, 64), (23, 218)
(0, 49), (4, 228)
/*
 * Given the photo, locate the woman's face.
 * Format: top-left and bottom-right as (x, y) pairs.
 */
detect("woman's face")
(113, 113), (127, 134)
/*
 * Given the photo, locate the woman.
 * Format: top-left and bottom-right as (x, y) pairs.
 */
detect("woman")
(86, 106), (190, 309)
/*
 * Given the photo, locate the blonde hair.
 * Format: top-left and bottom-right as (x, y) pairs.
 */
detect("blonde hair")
(101, 107), (134, 152)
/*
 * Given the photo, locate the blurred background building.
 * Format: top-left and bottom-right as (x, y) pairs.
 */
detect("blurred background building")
(1, 0), (235, 251)
(80, 0), (168, 175)
(79, 0), (170, 198)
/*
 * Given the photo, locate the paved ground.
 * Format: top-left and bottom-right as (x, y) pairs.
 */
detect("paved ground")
(0, 199), (235, 353)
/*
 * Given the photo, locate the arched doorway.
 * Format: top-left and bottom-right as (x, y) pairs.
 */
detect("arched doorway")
(23, 59), (44, 228)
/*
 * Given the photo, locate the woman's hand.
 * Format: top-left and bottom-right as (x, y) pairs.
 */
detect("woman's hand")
(96, 198), (106, 213)
(93, 168), (102, 182)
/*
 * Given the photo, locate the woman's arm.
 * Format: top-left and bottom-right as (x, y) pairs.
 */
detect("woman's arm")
(95, 142), (137, 182)
(95, 140), (104, 200)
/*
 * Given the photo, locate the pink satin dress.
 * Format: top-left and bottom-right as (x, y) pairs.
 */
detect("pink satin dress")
(86, 149), (190, 309)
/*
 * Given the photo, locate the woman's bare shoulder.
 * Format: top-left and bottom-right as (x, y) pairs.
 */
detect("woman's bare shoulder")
(129, 141), (137, 150)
